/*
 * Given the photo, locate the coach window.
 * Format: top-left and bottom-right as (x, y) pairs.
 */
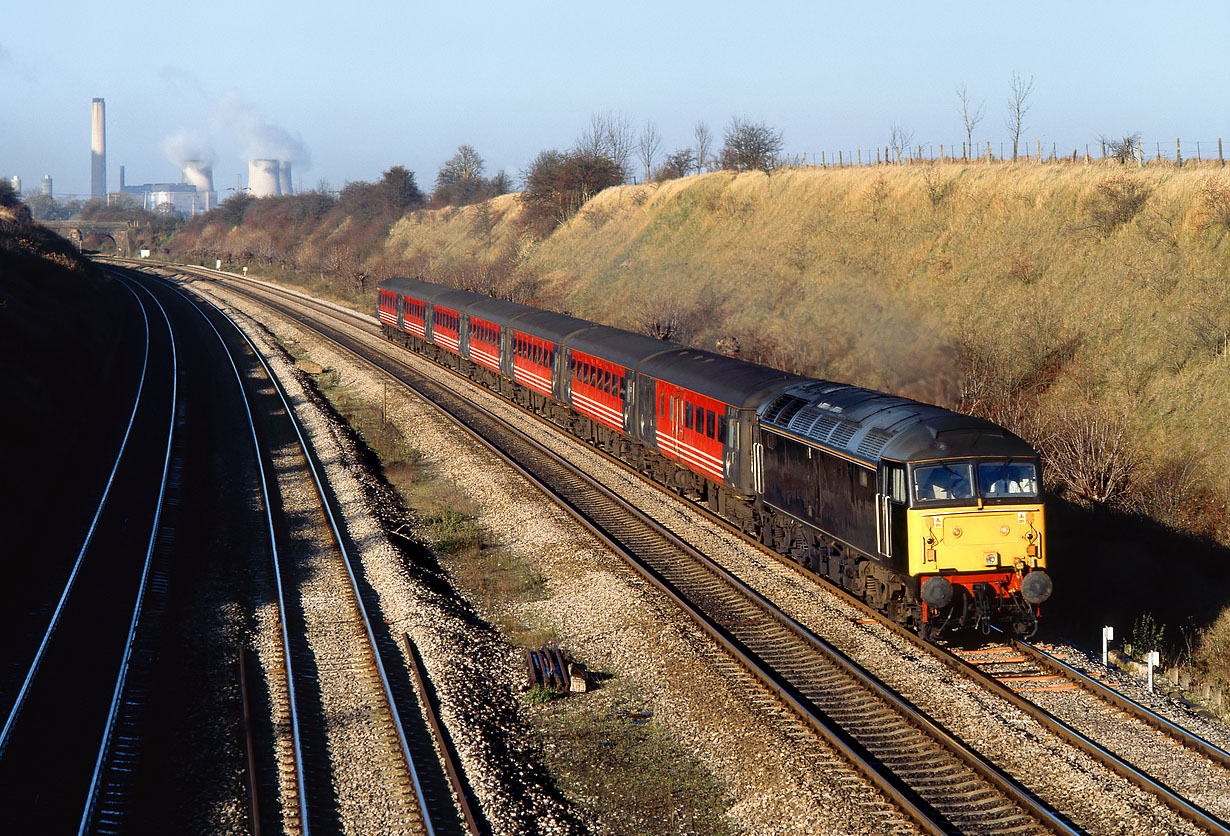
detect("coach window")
(718, 414), (729, 446)
(706, 409), (716, 439)
(685, 402), (694, 430)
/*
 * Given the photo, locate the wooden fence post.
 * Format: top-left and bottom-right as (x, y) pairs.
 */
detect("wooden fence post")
(821, 150), (825, 168)
(1177, 138), (1182, 167)
(1137, 139), (1144, 168)
(858, 149), (862, 166)
(1038, 139), (1042, 161)
(1220, 137), (1224, 166)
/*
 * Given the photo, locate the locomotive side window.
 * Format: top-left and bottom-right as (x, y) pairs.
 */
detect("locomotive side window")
(887, 465), (908, 502)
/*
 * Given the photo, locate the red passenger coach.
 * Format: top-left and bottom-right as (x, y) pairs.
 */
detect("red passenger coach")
(378, 288), (398, 328)
(513, 331), (555, 397)
(468, 316), (501, 372)
(570, 351), (625, 432)
(403, 296), (427, 339)
(433, 306), (461, 354)
(655, 381), (727, 483)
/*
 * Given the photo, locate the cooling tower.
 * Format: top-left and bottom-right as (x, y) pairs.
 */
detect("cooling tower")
(278, 161), (293, 196)
(248, 159), (281, 197)
(91, 98), (106, 199)
(183, 160), (215, 193)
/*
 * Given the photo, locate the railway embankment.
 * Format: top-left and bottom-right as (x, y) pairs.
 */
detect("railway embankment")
(166, 161), (1230, 705)
(0, 198), (131, 587)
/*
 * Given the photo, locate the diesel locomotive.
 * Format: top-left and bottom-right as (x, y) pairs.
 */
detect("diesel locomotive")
(377, 277), (1052, 638)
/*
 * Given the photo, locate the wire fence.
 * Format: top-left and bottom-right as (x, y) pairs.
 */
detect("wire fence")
(783, 136), (1227, 168)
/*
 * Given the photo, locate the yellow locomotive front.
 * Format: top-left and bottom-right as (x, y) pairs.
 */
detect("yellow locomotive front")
(909, 458), (1051, 638)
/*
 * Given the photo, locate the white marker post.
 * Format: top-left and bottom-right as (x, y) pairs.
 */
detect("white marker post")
(1102, 626), (1114, 666)
(1147, 651), (1160, 692)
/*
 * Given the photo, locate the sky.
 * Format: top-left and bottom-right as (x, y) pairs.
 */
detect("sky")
(2, 0), (1227, 199)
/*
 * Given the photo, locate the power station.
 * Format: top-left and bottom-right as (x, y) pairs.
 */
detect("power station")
(5, 97), (301, 215)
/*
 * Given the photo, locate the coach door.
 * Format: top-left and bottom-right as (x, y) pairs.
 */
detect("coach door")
(879, 463), (909, 571)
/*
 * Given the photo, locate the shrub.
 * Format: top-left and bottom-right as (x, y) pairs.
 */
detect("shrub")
(1130, 454), (1229, 540)
(1198, 177), (1230, 237)
(519, 149), (623, 235)
(1127, 611), (1166, 658)
(1190, 608), (1230, 688)
(1084, 174), (1150, 234)
(654, 148), (696, 182)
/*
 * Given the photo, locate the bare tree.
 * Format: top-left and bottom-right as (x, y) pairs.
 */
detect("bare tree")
(637, 120), (662, 183)
(1042, 405), (1138, 507)
(956, 84), (985, 157)
(1006, 71), (1035, 161)
(719, 116), (784, 173)
(888, 124), (914, 162)
(694, 120), (713, 174)
(576, 110), (635, 182)
(1100, 132), (1142, 164)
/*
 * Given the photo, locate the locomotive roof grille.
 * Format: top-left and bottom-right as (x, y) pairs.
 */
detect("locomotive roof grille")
(857, 429), (893, 458)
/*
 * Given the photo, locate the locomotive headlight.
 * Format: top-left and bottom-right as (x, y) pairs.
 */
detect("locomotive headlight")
(951, 527), (963, 538)
(1000, 525), (1011, 536)
(985, 552), (999, 566)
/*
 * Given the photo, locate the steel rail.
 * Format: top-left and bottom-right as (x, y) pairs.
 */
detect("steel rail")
(929, 633), (1230, 836)
(175, 282), (312, 835)
(78, 276), (179, 834)
(0, 279), (152, 758)
(186, 287), (436, 836)
(1010, 637), (1230, 771)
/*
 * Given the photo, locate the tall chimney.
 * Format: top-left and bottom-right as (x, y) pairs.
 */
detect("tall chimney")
(91, 98), (106, 199)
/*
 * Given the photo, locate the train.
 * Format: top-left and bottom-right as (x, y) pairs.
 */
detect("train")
(377, 277), (1052, 639)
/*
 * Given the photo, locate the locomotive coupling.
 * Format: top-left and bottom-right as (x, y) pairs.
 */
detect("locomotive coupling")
(920, 575), (954, 608)
(1020, 570), (1053, 604)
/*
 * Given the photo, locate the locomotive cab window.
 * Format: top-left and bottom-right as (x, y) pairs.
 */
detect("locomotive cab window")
(913, 463), (975, 503)
(978, 461), (1039, 498)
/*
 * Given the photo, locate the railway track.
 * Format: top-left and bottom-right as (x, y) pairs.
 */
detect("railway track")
(179, 284), (452, 835)
(177, 266), (1082, 836)
(117, 260), (1230, 835)
(0, 275), (181, 832)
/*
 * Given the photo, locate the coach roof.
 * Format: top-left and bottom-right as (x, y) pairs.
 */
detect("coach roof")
(565, 325), (685, 371)
(639, 348), (801, 410)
